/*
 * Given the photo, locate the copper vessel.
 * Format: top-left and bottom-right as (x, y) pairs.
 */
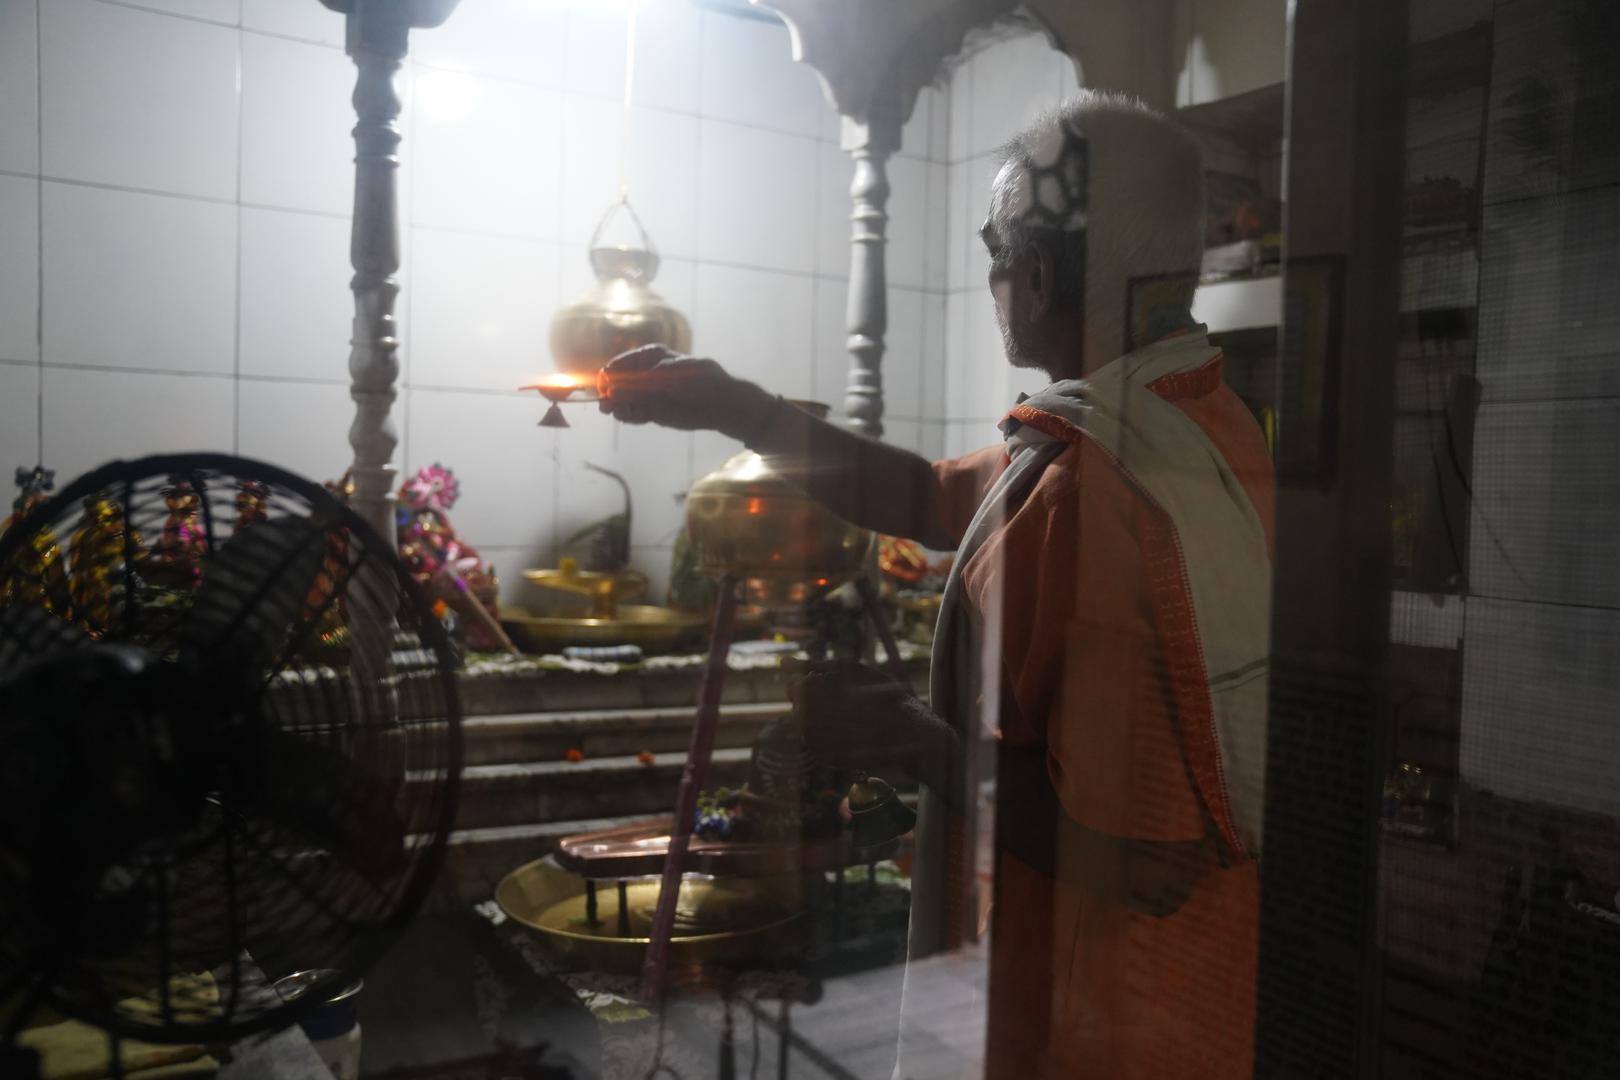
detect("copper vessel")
(549, 199), (691, 378)
(685, 402), (875, 603)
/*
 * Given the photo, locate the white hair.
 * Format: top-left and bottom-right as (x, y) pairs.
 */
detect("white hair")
(990, 91), (1205, 312)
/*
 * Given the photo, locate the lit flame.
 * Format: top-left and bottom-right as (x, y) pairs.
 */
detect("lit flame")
(745, 497), (763, 515)
(523, 373), (585, 403)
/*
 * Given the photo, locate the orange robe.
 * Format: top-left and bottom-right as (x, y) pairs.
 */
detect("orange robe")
(932, 358), (1275, 1079)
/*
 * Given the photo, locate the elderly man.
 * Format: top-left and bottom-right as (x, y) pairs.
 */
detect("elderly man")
(602, 92), (1273, 1079)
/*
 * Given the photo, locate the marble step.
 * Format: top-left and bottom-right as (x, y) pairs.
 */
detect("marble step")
(459, 702), (785, 768)
(424, 747), (755, 832)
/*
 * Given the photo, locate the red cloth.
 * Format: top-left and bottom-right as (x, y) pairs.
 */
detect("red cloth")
(931, 360), (1274, 1079)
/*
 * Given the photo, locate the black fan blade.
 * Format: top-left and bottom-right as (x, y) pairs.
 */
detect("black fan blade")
(0, 605), (89, 681)
(181, 515), (329, 693)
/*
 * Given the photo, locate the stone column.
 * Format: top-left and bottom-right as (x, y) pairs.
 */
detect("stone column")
(326, 0), (459, 542)
(842, 119), (901, 438)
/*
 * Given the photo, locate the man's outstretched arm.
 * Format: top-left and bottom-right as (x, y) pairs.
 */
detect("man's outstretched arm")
(598, 345), (957, 551)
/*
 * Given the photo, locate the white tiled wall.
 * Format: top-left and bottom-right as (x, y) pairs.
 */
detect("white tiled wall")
(2, 0), (961, 609)
(938, 27), (1082, 444)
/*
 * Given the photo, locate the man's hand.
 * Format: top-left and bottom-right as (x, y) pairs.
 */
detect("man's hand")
(598, 344), (772, 437)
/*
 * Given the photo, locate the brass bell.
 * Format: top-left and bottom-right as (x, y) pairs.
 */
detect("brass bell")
(847, 772), (916, 850)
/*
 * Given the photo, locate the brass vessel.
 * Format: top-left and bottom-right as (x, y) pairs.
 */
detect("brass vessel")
(496, 857), (802, 975)
(685, 402), (875, 604)
(549, 200), (691, 378)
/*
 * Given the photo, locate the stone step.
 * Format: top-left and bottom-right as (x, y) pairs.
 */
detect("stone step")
(460, 702), (785, 767)
(423, 747), (755, 832)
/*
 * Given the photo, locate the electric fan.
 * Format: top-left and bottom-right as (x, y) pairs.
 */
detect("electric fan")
(0, 453), (462, 1076)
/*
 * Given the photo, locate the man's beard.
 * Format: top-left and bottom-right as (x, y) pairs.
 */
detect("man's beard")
(996, 309), (1046, 371)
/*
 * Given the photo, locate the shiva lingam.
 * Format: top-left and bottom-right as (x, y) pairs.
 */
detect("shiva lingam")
(497, 401), (917, 996)
(502, 558), (725, 654)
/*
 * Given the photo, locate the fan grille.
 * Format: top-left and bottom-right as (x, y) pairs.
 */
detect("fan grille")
(0, 454), (461, 1043)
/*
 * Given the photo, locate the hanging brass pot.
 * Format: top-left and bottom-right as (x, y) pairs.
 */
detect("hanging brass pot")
(549, 199), (691, 378)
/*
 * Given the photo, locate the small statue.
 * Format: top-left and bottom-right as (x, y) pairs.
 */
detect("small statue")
(234, 479), (269, 531)
(155, 476), (208, 586)
(0, 466), (69, 614)
(68, 496), (143, 636)
(396, 463), (510, 653)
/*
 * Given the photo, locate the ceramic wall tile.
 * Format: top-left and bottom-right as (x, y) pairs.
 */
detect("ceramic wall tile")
(558, 96), (698, 260)
(43, 183), (235, 374)
(630, 545), (677, 607)
(917, 291), (949, 423)
(1460, 597), (1620, 815)
(409, 228), (560, 393)
(0, 0), (38, 175)
(691, 263), (814, 399)
(565, 1), (701, 116)
(924, 161), (949, 291)
(242, 0), (345, 46)
(965, 32), (1063, 161)
(612, 422), (697, 551)
(945, 160), (972, 292)
(900, 86), (935, 162)
(1469, 399), (1620, 609)
(887, 154), (930, 291)
(239, 207), (355, 381)
(815, 142), (852, 279)
(406, 387), (557, 551)
(0, 362), (40, 474)
(963, 157), (994, 289)
(946, 54), (973, 164)
(41, 0), (237, 199)
(551, 406), (630, 554)
(1476, 189), (1620, 403)
(241, 33), (357, 216)
(0, 176), (38, 364)
(884, 286), (926, 421)
(944, 291), (1004, 423)
(411, 0), (569, 88)
(698, 12), (829, 140)
(114, 0), (238, 22)
(412, 69), (562, 240)
(810, 277), (845, 417)
(237, 378), (359, 482)
(42, 366), (235, 479)
(695, 120), (817, 274)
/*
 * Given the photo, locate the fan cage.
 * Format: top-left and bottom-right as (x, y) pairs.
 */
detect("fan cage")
(0, 453), (462, 1044)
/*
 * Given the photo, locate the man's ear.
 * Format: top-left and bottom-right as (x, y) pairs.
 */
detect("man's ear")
(1026, 240), (1057, 321)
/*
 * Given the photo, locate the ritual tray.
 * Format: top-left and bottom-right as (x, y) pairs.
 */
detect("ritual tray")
(554, 817), (899, 880)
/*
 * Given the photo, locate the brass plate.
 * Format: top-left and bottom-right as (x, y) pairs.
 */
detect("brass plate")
(495, 858), (804, 975)
(501, 604), (713, 653)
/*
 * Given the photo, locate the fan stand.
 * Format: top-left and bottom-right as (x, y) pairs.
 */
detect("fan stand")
(637, 573), (906, 1001)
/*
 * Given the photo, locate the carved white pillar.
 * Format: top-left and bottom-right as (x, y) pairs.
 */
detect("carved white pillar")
(843, 121), (900, 438)
(326, 0), (459, 541)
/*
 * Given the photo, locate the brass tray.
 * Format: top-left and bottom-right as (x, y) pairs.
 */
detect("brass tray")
(495, 857), (804, 975)
(501, 604), (761, 654)
(554, 816), (898, 880)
